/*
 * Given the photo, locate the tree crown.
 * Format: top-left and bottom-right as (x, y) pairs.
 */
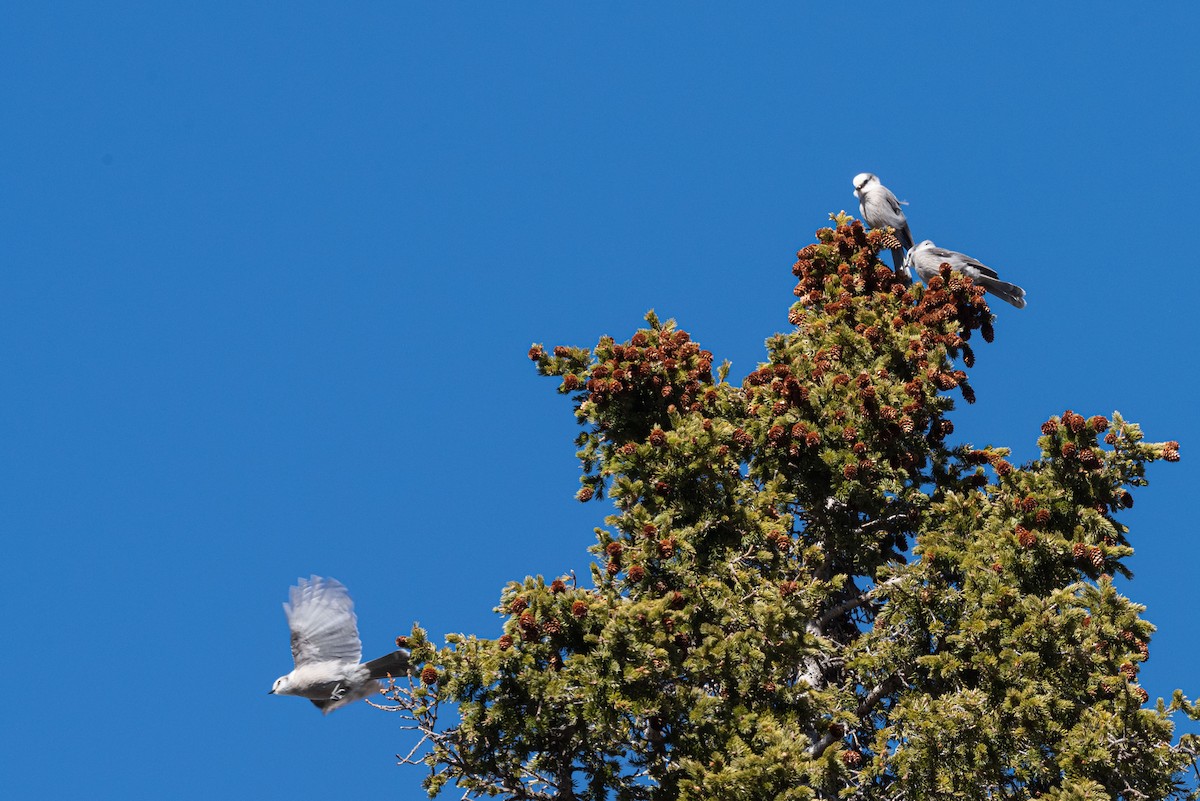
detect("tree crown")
(385, 217), (1197, 801)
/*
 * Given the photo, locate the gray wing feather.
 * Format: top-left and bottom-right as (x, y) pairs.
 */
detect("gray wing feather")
(866, 195), (906, 230)
(285, 576), (363, 667)
(881, 189), (904, 216)
(925, 246), (999, 280)
(953, 253), (999, 279)
(922, 245), (957, 261)
(863, 189), (913, 250)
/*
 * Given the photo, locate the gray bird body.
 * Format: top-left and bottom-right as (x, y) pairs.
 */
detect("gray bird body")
(853, 172), (913, 277)
(904, 240), (1027, 309)
(270, 576), (410, 714)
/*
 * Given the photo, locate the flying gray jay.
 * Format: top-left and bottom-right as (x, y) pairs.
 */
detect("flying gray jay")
(270, 575), (410, 713)
(853, 172), (913, 276)
(904, 240), (1027, 309)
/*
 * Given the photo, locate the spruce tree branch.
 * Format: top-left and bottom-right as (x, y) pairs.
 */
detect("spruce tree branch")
(854, 677), (898, 719)
(809, 675), (900, 759)
(495, 777), (551, 801)
(855, 511), (909, 536)
(395, 732), (433, 765)
(808, 729), (839, 760)
(816, 576), (904, 631)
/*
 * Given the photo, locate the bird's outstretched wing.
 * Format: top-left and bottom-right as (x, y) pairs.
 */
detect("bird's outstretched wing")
(284, 576), (362, 667)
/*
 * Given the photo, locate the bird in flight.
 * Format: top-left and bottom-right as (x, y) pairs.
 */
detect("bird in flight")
(270, 575), (410, 713)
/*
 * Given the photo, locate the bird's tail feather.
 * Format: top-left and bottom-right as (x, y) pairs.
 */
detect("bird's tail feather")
(365, 649), (411, 679)
(890, 248), (912, 283)
(980, 278), (1027, 309)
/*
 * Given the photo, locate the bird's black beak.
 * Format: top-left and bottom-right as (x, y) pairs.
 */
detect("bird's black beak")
(268, 689), (275, 695)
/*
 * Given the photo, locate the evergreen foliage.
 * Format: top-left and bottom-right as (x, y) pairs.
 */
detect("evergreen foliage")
(385, 217), (1198, 800)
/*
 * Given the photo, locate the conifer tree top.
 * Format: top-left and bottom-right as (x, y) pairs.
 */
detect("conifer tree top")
(382, 218), (1197, 801)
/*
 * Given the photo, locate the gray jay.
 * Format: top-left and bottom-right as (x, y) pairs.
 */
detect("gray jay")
(852, 172), (913, 276)
(904, 240), (1027, 309)
(270, 575), (410, 713)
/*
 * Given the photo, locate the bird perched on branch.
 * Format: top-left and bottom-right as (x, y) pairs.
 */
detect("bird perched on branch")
(904, 240), (1027, 309)
(270, 575), (410, 713)
(853, 172), (913, 277)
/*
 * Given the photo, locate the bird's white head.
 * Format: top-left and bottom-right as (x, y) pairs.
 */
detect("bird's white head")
(852, 172), (878, 199)
(269, 675), (292, 696)
(905, 241), (934, 278)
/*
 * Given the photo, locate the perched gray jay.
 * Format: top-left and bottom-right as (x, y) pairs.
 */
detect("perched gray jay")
(270, 575), (410, 713)
(904, 240), (1027, 309)
(852, 172), (913, 276)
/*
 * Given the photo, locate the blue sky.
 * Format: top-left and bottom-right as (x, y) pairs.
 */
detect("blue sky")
(3, 4), (1197, 799)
